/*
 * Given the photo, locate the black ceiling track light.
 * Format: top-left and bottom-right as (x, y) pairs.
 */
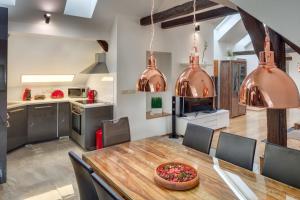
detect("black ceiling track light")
(44, 13), (51, 24)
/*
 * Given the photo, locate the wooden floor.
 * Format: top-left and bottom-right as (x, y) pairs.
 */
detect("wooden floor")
(212, 108), (300, 163)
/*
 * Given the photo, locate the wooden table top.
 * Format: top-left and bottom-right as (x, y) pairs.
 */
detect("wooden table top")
(83, 136), (300, 200)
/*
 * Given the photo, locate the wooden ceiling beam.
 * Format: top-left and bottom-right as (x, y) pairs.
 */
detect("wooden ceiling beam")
(97, 40), (109, 52)
(140, 0), (217, 26)
(161, 7), (237, 29)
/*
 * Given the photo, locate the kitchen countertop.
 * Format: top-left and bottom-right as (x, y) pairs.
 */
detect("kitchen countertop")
(7, 98), (113, 109)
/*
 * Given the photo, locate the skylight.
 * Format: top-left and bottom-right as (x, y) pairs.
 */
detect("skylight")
(0, 0), (15, 6)
(215, 14), (241, 41)
(235, 34), (252, 49)
(64, 0), (98, 18)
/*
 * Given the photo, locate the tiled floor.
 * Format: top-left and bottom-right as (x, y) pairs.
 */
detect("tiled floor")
(0, 138), (84, 200)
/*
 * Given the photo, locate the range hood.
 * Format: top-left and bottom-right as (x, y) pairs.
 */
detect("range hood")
(81, 53), (109, 74)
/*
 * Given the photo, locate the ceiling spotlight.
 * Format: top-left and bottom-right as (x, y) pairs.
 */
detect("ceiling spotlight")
(195, 24), (200, 32)
(44, 13), (51, 24)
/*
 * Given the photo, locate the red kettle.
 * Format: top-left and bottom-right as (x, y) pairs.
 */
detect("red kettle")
(87, 90), (97, 100)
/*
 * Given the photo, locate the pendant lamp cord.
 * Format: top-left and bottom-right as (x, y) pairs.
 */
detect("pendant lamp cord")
(264, 26), (270, 51)
(149, 0), (155, 55)
(193, 0), (197, 53)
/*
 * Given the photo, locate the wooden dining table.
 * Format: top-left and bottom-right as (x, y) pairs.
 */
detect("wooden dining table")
(83, 136), (300, 200)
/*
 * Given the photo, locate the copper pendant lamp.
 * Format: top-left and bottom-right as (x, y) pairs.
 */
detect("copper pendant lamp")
(175, 0), (215, 98)
(239, 29), (300, 108)
(175, 48), (215, 98)
(136, 0), (167, 92)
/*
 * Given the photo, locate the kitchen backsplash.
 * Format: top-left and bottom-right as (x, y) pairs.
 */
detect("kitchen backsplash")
(86, 74), (114, 103)
(8, 75), (114, 103)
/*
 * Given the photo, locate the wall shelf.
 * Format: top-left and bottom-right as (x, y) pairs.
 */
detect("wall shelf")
(146, 112), (171, 120)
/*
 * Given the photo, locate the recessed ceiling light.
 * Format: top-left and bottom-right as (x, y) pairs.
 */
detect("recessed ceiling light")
(0, 0), (15, 6)
(64, 0), (98, 18)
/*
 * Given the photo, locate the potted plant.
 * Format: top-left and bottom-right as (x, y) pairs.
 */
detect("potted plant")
(151, 97), (163, 115)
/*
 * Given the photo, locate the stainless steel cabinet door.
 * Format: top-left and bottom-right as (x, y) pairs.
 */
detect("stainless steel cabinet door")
(58, 102), (71, 137)
(7, 107), (27, 151)
(28, 104), (57, 143)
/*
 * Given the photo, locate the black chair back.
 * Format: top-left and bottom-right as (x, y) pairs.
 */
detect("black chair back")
(215, 132), (257, 170)
(262, 143), (300, 189)
(182, 123), (214, 154)
(102, 117), (131, 148)
(68, 151), (98, 200)
(91, 173), (124, 200)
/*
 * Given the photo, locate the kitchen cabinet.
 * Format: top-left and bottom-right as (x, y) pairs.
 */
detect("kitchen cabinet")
(84, 105), (113, 150)
(58, 102), (71, 137)
(7, 107), (27, 152)
(220, 60), (247, 118)
(28, 103), (57, 143)
(71, 104), (113, 151)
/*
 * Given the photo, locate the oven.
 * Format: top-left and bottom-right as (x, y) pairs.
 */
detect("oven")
(71, 104), (84, 135)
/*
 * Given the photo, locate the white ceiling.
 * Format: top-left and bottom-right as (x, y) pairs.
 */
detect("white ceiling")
(5, 0), (224, 40)
(6, 0), (188, 38)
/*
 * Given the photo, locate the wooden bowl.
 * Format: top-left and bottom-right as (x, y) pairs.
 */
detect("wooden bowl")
(154, 162), (199, 191)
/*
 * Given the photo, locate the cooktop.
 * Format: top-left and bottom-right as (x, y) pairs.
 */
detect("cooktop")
(76, 100), (102, 105)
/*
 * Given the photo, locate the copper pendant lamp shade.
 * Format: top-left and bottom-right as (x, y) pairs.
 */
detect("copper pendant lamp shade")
(137, 55), (167, 92)
(175, 52), (215, 98)
(239, 33), (300, 109)
(136, 0), (167, 93)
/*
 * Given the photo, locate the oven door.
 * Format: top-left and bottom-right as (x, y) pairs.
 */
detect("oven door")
(72, 110), (82, 135)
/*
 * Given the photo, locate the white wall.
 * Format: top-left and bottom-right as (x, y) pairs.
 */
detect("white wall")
(113, 15), (214, 140)
(106, 18), (118, 115)
(7, 33), (103, 100)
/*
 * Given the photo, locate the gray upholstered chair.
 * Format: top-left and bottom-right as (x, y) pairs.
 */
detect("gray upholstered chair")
(215, 132), (257, 170)
(262, 143), (300, 189)
(91, 173), (124, 200)
(102, 117), (131, 148)
(68, 151), (98, 200)
(182, 123), (214, 154)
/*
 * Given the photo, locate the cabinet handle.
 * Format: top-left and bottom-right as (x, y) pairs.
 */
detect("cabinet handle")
(72, 111), (81, 116)
(9, 108), (24, 113)
(34, 105), (52, 109)
(6, 121), (10, 128)
(7, 113), (10, 119)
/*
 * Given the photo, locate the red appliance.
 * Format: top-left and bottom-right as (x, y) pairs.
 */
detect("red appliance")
(87, 90), (97, 100)
(96, 128), (103, 149)
(22, 88), (31, 101)
(51, 90), (64, 99)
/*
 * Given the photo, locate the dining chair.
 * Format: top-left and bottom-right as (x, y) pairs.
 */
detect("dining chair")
(262, 143), (300, 189)
(91, 173), (124, 200)
(182, 123), (214, 154)
(215, 132), (257, 170)
(68, 151), (99, 200)
(102, 117), (131, 148)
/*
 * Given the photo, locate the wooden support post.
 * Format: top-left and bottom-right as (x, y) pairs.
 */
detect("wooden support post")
(239, 8), (287, 146)
(266, 29), (287, 146)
